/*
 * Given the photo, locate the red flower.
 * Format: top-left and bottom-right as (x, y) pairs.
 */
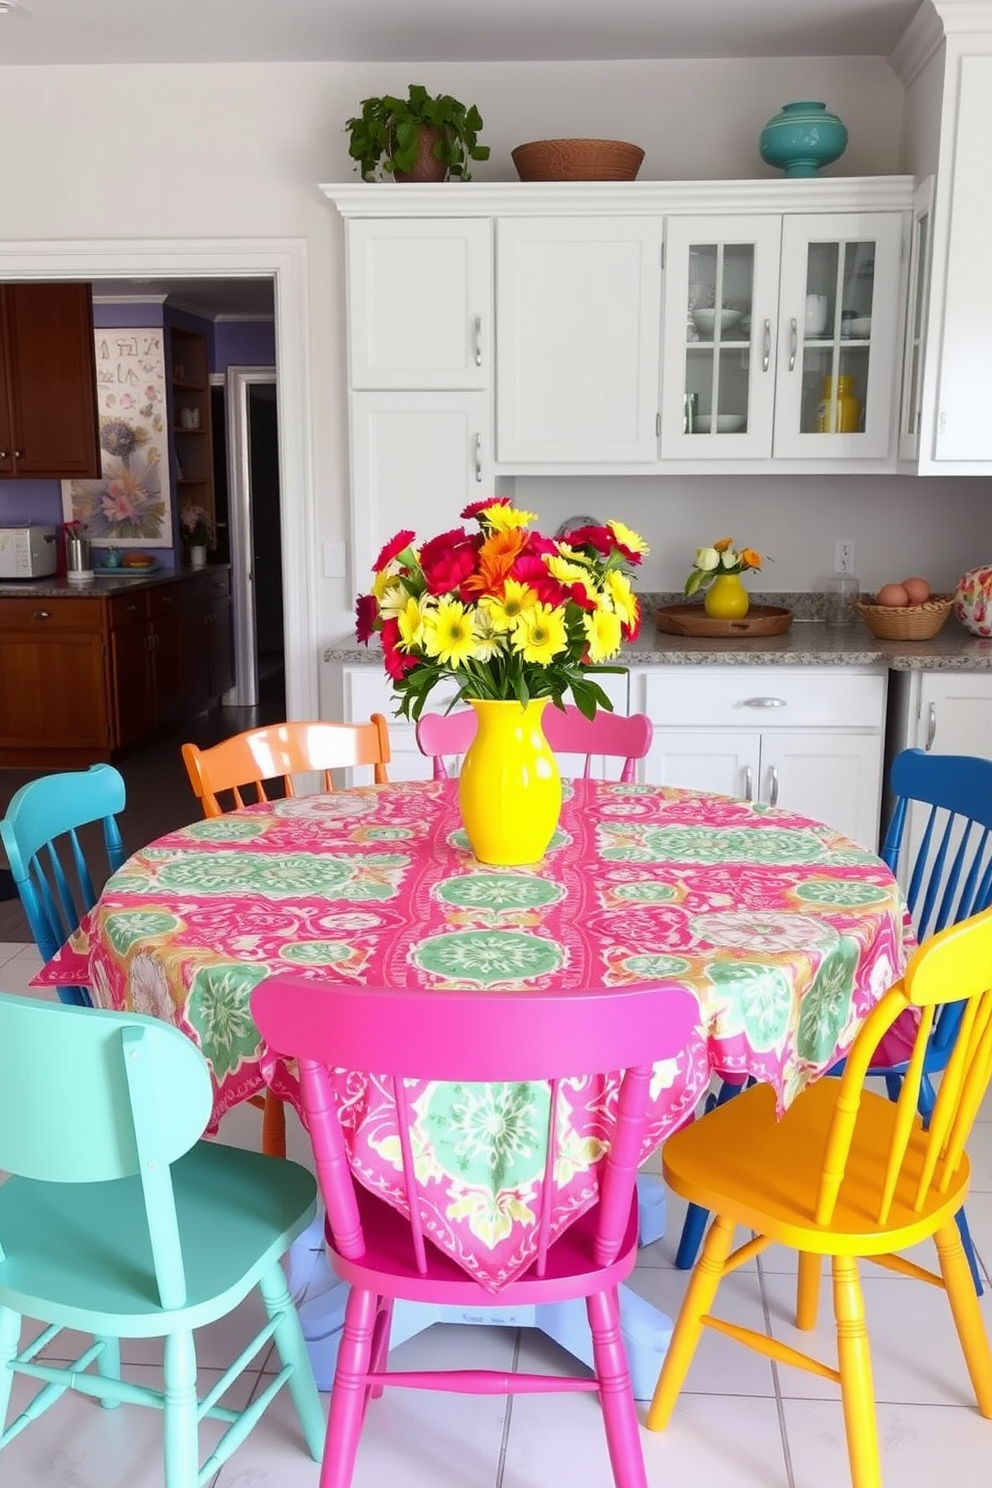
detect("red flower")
(380, 618), (418, 681)
(510, 553), (567, 607)
(372, 529), (415, 573)
(419, 528), (481, 596)
(564, 581), (598, 613)
(563, 524), (614, 556)
(460, 496), (511, 521)
(621, 595), (642, 643)
(355, 592), (378, 644)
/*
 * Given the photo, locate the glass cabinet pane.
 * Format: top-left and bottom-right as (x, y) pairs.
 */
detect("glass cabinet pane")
(684, 242), (754, 434)
(904, 208), (931, 440)
(797, 238), (876, 435)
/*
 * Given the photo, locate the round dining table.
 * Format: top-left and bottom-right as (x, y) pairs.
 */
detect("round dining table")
(36, 775), (912, 1296)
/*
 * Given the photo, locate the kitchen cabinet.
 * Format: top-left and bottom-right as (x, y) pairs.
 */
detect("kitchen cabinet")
(496, 215), (663, 466)
(0, 283), (101, 479)
(629, 666), (887, 849)
(182, 569), (234, 714)
(107, 584), (186, 751)
(897, 178), (935, 465)
(660, 211), (905, 462)
(0, 596), (109, 761)
(170, 326), (216, 541)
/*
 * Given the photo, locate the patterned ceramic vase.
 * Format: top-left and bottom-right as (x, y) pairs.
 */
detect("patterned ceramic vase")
(704, 573), (750, 620)
(759, 101), (848, 178)
(954, 566), (992, 636)
(458, 698), (561, 866)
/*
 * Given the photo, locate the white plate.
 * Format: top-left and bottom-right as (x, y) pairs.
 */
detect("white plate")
(693, 413), (747, 434)
(850, 316), (872, 337)
(691, 307), (743, 336)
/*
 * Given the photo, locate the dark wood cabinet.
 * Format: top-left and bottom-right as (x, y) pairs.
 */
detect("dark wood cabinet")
(0, 596), (110, 758)
(170, 326), (216, 541)
(0, 283), (101, 479)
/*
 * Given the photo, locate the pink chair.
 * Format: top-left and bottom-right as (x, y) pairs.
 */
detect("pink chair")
(416, 705), (653, 782)
(251, 975), (699, 1488)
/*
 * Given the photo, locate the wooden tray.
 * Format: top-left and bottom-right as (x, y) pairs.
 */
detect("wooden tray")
(654, 603), (794, 638)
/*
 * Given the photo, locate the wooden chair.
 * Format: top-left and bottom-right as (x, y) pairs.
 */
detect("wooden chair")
(648, 904), (992, 1488)
(0, 764), (126, 1008)
(416, 704), (653, 782)
(251, 973), (699, 1488)
(0, 993), (324, 1488)
(181, 716), (391, 816)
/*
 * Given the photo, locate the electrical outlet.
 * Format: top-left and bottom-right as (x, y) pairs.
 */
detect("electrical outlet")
(834, 539), (856, 575)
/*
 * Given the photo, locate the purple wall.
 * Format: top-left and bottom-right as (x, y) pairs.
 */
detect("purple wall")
(213, 320), (276, 371)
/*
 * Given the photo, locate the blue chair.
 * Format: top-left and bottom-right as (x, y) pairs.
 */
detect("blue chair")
(0, 764), (126, 1007)
(0, 992), (324, 1487)
(674, 747), (992, 1293)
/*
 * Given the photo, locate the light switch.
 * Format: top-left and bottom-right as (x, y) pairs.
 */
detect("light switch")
(323, 541), (346, 579)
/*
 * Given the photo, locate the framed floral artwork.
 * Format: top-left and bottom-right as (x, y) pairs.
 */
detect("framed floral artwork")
(60, 328), (172, 547)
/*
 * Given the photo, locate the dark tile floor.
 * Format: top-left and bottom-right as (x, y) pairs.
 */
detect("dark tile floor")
(0, 665), (286, 942)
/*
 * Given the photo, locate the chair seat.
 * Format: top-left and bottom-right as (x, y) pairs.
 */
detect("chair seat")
(330, 1176), (640, 1304)
(0, 1141), (317, 1335)
(663, 1079), (970, 1257)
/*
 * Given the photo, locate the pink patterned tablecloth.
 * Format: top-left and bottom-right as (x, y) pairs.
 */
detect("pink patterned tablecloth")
(35, 778), (912, 1291)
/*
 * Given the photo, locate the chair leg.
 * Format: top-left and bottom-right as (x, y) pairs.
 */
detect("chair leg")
(796, 1253), (823, 1330)
(0, 1308), (19, 1445)
(258, 1263), (325, 1461)
(586, 1287), (647, 1488)
(674, 1202), (710, 1270)
(163, 1330), (200, 1488)
(367, 1297), (393, 1402)
(934, 1218), (992, 1416)
(95, 1335), (122, 1408)
(646, 1212), (736, 1431)
(321, 1286), (379, 1488)
(954, 1206), (984, 1297)
(832, 1256), (881, 1488)
(261, 1089), (287, 1159)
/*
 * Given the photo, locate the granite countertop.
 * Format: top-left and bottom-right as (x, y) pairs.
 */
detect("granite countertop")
(0, 566), (224, 600)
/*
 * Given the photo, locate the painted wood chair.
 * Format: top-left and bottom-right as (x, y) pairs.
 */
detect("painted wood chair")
(647, 903), (992, 1488)
(251, 973), (699, 1488)
(0, 763), (126, 1008)
(674, 746), (992, 1293)
(416, 704), (653, 781)
(0, 992), (325, 1488)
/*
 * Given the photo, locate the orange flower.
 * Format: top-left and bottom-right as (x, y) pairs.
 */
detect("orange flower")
(463, 526), (527, 596)
(714, 537), (734, 552)
(740, 547), (763, 569)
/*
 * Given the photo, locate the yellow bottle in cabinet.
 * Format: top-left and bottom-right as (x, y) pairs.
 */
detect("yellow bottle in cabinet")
(816, 374), (861, 433)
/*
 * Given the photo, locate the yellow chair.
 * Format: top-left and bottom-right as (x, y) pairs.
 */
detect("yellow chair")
(648, 905), (992, 1488)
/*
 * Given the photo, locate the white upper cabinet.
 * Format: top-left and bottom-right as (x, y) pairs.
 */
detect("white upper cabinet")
(347, 218), (492, 389)
(496, 215), (663, 467)
(898, 178), (935, 465)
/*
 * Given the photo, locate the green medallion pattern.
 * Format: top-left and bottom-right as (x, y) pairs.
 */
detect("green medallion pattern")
(621, 953), (692, 978)
(435, 875), (563, 912)
(638, 826), (828, 864)
(104, 910), (181, 955)
(154, 851), (408, 900)
(613, 882), (680, 903)
(707, 961), (793, 1049)
(423, 1080), (549, 1190)
(793, 880), (891, 908)
(185, 817), (269, 842)
(186, 962), (268, 1080)
(412, 930), (563, 986)
(279, 941), (353, 965)
(795, 935), (860, 1064)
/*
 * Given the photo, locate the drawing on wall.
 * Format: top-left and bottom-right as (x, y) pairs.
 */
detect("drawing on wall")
(61, 329), (172, 547)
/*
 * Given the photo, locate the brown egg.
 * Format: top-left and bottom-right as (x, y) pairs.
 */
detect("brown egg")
(901, 576), (931, 605)
(876, 583), (910, 607)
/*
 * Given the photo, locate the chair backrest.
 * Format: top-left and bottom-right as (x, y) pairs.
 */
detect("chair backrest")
(182, 716), (391, 817)
(253, 976), (698, 1278)
(0, 763), (126, 968)
(416, 705), (653, 782)
(0, 993), (212, 1307)
(815, 904), (992, 1229)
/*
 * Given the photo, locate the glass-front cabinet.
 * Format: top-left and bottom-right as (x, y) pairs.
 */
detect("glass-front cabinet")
(898, 178), (934, 464)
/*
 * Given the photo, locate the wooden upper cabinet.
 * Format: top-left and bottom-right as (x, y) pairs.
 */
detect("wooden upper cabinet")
(0, 282), (101, 479)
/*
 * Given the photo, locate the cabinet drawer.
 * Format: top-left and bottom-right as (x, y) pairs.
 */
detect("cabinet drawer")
(107, 591), (149, 630)
(635, 667), (885, 730)
(0, 596), (103, 633)
(148, 584), (182, 619)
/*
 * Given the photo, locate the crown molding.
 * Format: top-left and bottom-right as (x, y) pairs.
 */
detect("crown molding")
(889, 2), (947, 85)
(92, 292), (168, 305)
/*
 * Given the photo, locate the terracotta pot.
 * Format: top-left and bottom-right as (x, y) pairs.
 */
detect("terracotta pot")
(394, 126), (448, 182)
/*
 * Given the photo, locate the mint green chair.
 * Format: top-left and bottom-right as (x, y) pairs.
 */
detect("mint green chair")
(0, 993), (325, 1487)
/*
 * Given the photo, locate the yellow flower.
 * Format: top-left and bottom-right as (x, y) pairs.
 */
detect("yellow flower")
(511, 603), (568, 664)
(396, 595), (426, 650)
(547, 555), (597, 600)
(372, 567), (401, 603)
(607, 520), (650, 557)
(423, 599), (477, 667)
(376, 581), (406, 618)
(583, 608), (623, 661)
(481, 580), (538, 631)
(483, 504), (538, 532)
(472, 605), (505, 663)
(553, 541), (595, 568)
(604, 569), (636, 625)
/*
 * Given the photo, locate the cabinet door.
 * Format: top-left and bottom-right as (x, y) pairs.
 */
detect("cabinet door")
(760, 730), (883, 850)
(917, 673), (992, 759)
(496, 216), (662, 465)
(773, 213), (904, 460)
(660, 215), (782, 459)
(110, 620), (155, 751)
(0, 284), (100, 479)
(898, 178), (935, 465)
(152, 610), (185, 726)
(206, 597), (235, 700)
(347, 219), (492, 390)
(0, 632), (109, 753)
(643, 728), (761, 799)
(350, 390), (492, 584)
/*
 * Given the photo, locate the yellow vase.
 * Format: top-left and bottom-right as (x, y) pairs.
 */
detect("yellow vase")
(704, 573), (750, 619)
(458, 698), (562, 866)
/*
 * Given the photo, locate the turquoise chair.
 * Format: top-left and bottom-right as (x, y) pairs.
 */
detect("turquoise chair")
(0, 993), (325, 1486)
(0, 764), (127, 1007)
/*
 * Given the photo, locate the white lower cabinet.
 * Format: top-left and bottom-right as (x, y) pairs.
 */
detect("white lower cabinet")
(629, 665), (887, 850)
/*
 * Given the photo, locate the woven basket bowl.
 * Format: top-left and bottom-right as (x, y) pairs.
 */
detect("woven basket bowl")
(511, 138), (645, 182)
(854, 595), (954, 640)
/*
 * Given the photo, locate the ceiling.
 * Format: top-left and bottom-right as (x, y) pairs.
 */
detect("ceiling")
(92, 278), (275, 320)
(0, 0), (926, 66)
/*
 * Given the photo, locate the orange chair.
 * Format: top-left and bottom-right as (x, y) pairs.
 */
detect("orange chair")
(181, 716), (391, 1157)
(647, 904), (992, 1488)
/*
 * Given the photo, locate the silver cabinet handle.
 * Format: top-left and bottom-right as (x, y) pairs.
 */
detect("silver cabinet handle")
(925, 700), (937, 751)
(474, 432), (482, 483)
(742, 696), (786, 709)
(473, 315), (483, 368)
(13, 449), (23, 460)
(762, 319), (771, 373)
(768, 762), (779, 806)
(743, 764), (753, 802)
(788, 318), (798, 372)
(0, 450), (8, 460)
(32, 610), (51, 620)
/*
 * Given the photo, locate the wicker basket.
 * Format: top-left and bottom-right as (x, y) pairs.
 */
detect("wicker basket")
(853, 595), (954, 640)
(511, 138), (645, 182)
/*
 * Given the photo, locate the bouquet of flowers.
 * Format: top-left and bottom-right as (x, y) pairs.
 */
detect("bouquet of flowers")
(180, 501), (212, 547)
(684, 536), (763, 597)
(356, 499), (648, 721)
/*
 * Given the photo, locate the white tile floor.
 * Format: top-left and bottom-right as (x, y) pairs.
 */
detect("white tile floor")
(4, 936), (992, 1487)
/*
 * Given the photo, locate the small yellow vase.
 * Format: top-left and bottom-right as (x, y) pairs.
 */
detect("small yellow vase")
(458, 698), (562, 866)
(704, 573), (750, 619)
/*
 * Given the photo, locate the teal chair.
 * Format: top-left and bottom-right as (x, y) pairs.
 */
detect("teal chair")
(0, 764), (127, 1007)
(0, 993), (325, 1486)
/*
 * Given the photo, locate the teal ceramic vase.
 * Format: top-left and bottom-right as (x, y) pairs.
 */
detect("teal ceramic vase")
(759, 101), (848, 178)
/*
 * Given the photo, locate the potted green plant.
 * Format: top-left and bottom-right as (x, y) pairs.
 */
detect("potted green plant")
(344, 84), (490, 182)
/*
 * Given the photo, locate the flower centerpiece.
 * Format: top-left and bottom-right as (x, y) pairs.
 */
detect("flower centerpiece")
(684, 536), (764, 620)
(180, 501), (212, 566)
(355, 499), (648, 865)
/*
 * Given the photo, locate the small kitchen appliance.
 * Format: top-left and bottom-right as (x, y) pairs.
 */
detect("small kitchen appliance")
(0, 524), (58, 579)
